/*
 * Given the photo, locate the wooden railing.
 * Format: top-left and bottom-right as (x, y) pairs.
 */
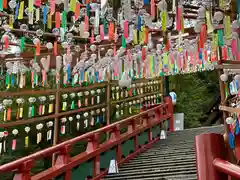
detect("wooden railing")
(195, 133), (240, 180)
(0, 97), (173, 180)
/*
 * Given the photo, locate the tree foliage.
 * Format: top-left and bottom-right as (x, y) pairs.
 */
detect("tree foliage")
(170, 71), (219, 128)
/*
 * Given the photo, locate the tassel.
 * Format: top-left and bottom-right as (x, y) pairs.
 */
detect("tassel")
(2, 0), (6, 10)
(67, 64), (71, 83)
(18, 1), (24, 20)
(69, 0), (76, 12)
(137, 16), (141, 30)
(42, 102), (46, 115)
(31, 105), (35, 117)
(78, 100), (81, 108)
(7, 108), (11, 121)
(74, 2), (80, 21)
(35, 0), (41, 7)
(217, 29), (224, 47)
(71, 101), (75, 109)
(176, 6), (182, 31)
(90, 28), (94, 43)
(2, 0), (6, 9)
(62, 102), (67, 111)
(36, 8), (40, 22)
(28, 0), (33, 12)
(206, 10), (214, 34)
(161, 11), (167, 31)
(38, 104), (42, 115)
(124, 21), (129, 39)
(143, 0), (149, 5)
(228, 132), (235, 149)
(122, 36), (126, 48)
(47, 14), (52, 29)
(236, 120), (240, 135)
(55, 12), (60, 28)
(144, 28), (149, 44)
(224, 15), (231, 40)
(100, 25), (104, 40)
(0, 0), (3, 11)
(5, 72), (9, 89)
(150, 0), (155, 18)
(50, 0), (55, 15)
(199, 25), (207, 49)
(84, 15), (89, 32)
(9, 15), (14, 29)
(61, 11), (67, 32)
(43, 6), (48, 25)
(108, 22), (114, 40)
(36, 41), (41, 56)
(14, 2), (19, 20)
(48, 103), (53, 113)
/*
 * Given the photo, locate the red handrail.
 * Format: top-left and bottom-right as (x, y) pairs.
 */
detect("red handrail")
(0, 97), (173, 180)
(213, 158), (240, 178)
(195, 133), (240, 180)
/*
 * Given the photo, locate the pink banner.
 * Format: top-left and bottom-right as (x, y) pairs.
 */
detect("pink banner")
(100, 25), (104, 40)
(176, 7), (182, 31)
(50, 0), (55, 15)
(150, 0), (155, 17)
(124, 21), (129, 39)
(232, 39), (237, 56)
(74, 3), (80, 21)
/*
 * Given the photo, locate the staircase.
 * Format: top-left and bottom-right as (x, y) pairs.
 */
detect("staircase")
(104, 125), (224, 180)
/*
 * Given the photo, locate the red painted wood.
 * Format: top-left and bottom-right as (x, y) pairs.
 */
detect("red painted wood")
(0, 101), (171, 180)
(55, 145), (72, 180)
(13, 160), (32, 180)
(195, 133), (228, 180)
(234, 133), (240, 161)
(164, 96), (174, 132)
(93, 155), (100, 177)
(213, 158), (240, 179)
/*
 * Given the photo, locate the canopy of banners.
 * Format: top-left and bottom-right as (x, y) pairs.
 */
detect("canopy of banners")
(0, 0), (237, 90)
(0, 0), (237, 161)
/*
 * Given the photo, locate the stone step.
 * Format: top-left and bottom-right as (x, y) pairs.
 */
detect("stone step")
(122, 158), (196, 168)
(104, 169), (197, 180)
(127, 155), (195, 164)
(105, 174), (197, 180)
(104, 126), (224, 180)
(133, 153), (195, 161)
(138, 149), (195, 156)
(119, 163), (196, 173)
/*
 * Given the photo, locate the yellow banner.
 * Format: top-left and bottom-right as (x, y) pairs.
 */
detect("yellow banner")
(18, 1), (24, 20)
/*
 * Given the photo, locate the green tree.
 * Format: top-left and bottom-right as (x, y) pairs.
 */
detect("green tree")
(170, 71), (219, 128)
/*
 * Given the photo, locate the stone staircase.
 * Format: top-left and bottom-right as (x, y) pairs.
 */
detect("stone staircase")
(104, 125), (224, 180)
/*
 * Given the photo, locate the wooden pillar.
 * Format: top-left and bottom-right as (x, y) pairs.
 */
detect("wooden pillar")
(195, 133), (228, 180)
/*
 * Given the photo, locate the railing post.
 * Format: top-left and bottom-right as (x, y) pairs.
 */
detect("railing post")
(110, 125), (122, 163)
(13, 160), (33, 180)
(86, 133), (99, 153)
(164, 96), (174, 132)
(128, 120), (138, 150)
(147, 112), (153, 142)
(55, 144), (72, 180)
(86, 133), (100, 177)
(195, 133), (228, 180)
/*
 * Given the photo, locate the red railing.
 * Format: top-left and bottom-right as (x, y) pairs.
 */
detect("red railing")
(195, 133), (240, 180)
(0, 97), (173, 180)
